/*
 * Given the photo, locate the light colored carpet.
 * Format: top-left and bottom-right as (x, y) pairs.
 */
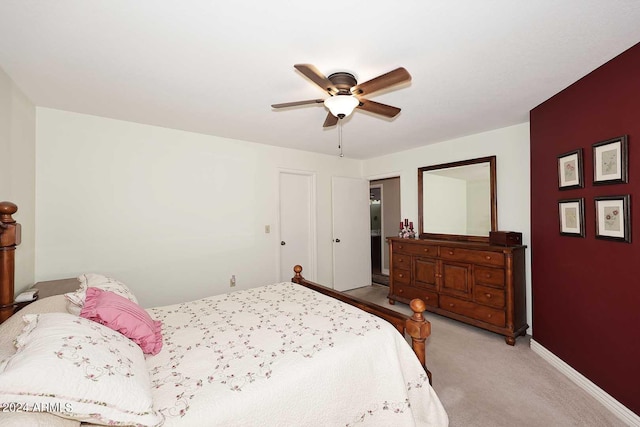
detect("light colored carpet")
(345, 284), (628, 427)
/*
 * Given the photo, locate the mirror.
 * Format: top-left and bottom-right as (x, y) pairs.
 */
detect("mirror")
(418, 156), (497, 242)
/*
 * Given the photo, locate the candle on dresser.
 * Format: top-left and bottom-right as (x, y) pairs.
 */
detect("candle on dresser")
(409, 221), (413, 230)
(404, 218), (409, 227)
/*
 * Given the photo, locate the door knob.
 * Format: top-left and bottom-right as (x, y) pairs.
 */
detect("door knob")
(334, 238), (341, 243)
(280, 241), (286, 245)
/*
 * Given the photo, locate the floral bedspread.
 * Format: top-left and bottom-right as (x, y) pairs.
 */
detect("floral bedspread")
(146, 282), (448, 426)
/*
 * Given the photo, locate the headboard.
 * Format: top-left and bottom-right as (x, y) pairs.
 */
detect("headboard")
(0, 201), (21, 323)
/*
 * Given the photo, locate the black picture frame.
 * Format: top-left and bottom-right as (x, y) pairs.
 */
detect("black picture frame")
(594, 195), (631, 243)
(558, 198), (585, 237)
(557, 149), (584, 190)
(592, 135), (628, 185)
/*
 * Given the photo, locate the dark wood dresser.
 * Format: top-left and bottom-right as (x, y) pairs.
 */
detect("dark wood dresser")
(388, 237), (527, 345)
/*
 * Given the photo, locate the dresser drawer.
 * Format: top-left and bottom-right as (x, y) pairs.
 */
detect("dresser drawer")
(392, 253), (411, 269)
(392, 268), (411, 285)
(393, 241), (437, 257)
(474, 266), (505, 288)
(440, 295), (505, 327)
(440, 247), (504, 267)
(474, 284), (505, 309)
(394, 284), (438, 308)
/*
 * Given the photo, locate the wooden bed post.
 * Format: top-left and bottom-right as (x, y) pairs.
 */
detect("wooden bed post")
(292, 264), (304, 283)
(406, 299), (433, 384)
(0, 201), (21, 323)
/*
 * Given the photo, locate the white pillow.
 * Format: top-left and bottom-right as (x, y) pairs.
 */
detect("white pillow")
(64, 273), (138, 315)
(0, 313), (163, 427)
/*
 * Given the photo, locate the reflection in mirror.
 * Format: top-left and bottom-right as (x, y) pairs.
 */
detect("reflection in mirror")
(418, 156), (496, 242)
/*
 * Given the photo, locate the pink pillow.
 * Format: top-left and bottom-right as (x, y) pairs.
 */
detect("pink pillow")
(80, 287), (163, 355)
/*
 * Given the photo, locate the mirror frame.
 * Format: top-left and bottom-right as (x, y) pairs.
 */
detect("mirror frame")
(418, 155), (497, 242)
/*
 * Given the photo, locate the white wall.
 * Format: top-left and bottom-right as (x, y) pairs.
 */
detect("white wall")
(34, 108), (531, 329)
(363, 123), (532, 331)
(35, 108), (361, 307)
(0, 67), (36, 293)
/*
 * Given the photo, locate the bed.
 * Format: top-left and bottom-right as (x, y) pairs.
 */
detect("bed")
(0, 201), (448, 426)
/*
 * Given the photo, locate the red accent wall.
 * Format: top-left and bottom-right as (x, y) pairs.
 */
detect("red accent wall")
(530, 42), (640, 415)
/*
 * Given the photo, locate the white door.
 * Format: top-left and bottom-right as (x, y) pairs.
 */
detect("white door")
(332, 176), (371, 291)
(279, 171), (316, 282)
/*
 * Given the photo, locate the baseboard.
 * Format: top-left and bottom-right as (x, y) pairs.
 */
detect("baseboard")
(530, 339), (640, 426)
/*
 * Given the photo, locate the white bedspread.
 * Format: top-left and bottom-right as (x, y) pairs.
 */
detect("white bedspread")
(146, 282), (448, 426)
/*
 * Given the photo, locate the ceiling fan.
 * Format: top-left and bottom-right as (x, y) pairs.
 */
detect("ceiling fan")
(271, 64), (411, 127)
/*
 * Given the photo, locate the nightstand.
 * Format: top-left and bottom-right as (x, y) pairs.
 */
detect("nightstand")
(0, 278), (79, 321)
(31, 278), (79, 298)
(0, 297), (40, 316)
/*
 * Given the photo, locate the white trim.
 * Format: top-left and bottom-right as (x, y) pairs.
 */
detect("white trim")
(530, 339), (640, 426)
(366, 171), (403, 181)
(368, 173), (401, 277)
(370, 183), (384, 276)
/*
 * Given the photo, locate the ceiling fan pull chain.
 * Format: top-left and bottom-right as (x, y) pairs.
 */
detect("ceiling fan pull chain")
(338, 120), (344, 157)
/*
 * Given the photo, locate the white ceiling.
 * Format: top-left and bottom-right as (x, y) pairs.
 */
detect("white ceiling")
(1, 1), (640, 159)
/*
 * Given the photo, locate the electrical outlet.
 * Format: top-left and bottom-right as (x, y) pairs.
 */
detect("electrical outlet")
(230, 275), (236, 287)
(265, 225), (270, 233)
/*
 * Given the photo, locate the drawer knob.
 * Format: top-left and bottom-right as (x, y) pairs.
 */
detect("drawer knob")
(424, 248), (429, 252)
(398, 258), (403, 262)
(485, 255), (491, 260)
(448, 251), (454, 255)
(398, 273), (404, 278)
(449, 303), (454, 307)
(399, 289), (404, 293)
(487, 314), (492, 318)
(485, 293), (492, 298)
(424, 296), (430, 300)
(485, 273), (491, 278)
(398, 245), (404, 249)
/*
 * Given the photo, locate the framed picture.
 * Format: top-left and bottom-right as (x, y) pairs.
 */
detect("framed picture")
(592, 135), (628, 185)
(594, 195), (631, 243)
(558, 198), (585, 237)
(557, 149), (583, 190)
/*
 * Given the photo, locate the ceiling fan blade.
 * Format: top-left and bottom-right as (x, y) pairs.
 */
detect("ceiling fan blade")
(351, 67), (411, 96)
(356, 99), (401, 118)
(271, 99), (324, 108)
(294, 64), (337, 95)
(323, 112), (339, 127)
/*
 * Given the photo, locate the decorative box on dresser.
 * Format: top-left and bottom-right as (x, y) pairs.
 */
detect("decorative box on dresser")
(388, 237), (527, 345)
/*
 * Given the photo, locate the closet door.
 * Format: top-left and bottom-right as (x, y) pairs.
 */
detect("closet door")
(332, 176), (371, 291)
(279, 171), (316, 282)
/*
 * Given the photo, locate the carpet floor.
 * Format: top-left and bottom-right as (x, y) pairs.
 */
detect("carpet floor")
(345, 284), (628, 427)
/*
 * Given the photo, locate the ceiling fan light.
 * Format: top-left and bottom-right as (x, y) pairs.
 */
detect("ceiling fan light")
(324, 95), (359, 118)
